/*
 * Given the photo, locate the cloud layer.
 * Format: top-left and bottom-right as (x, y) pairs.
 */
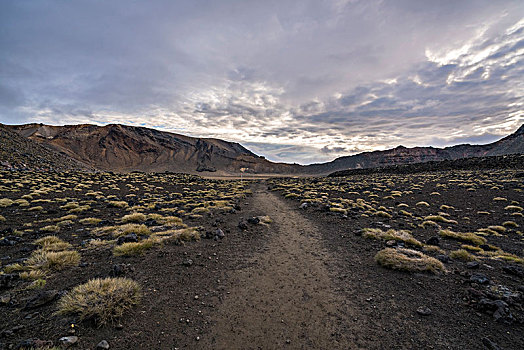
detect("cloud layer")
(1, 0), (522, 163)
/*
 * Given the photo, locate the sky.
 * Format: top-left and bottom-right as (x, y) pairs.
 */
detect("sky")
(0, 0), (523, 164)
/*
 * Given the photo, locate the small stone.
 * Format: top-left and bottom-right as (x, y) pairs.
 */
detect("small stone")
(216, 228), (225, 239)
(502, 264), (524, 278)
(111, 264), (126, 277)
(467, 261), (480, 269)
(194, 295), (199, 300)
(482, 337), (503, 350)
(238, 220), (248, 230)
(286, 339), (291, 344)
(470, 274), (490, 285)
(416, 306), (432, 316)
(385, 240), (396, 247)
(426, 237), (440, 246)
(0, 273), (18, 290)
(24, 290), (58, 309)
(115, 323), (124, 330)
(59, 336), (78, 347)
(96, 340), (110, 349)
(247, 217), (260, 225)
(436, 255), (450, 263)
(0, 293), (11, 305)
(182, 259), (193, 267)
(117, 233), (138, 245)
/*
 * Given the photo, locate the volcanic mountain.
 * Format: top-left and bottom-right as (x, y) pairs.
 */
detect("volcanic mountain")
(3, 123), (298, 174)
(2, 123), (523, 174)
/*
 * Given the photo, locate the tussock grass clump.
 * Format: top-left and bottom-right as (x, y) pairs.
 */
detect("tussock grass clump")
(0, 215), (5, 222)
(424, 215), (458, 224)
(504, 205), (523, 212)
(440, 205), (454, 211)
(502, 221), (519, 228)
(450, 249), (477, 261)
(363, 228), (422, 247)
(121, 212), (146, 223)
(375, 248), (444, 273)
(56, 277), (141, 325)
(26, 250), (80, 272)
(113, 240), (155, 256)
(191, 207), (210, 214)
(114, 224), (151, 237)
(108, 201), (129, 208)
(420, 220), (439, 229)
(60, 202), (79, 210)
(28, 206), (43, 211)
(80, 217), (102, 225)
(487, 225), (506, 233)
(329, 207), (347, 215)
(416, 201), (430, 207)
(374, 210), (392, 218)
(34, 236), (72, 251)
(0, 198), (14, 207)
(40, 225), (60, 233)
(54, 214), (78, 222)
(439, 229), (486, 246)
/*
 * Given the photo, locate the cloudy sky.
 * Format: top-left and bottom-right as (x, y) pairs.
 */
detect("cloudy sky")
(1, 0), (523, 164)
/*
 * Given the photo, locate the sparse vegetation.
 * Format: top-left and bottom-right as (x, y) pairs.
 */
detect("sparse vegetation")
(56, 277), (141, 325)
(375, 248), (444, 273)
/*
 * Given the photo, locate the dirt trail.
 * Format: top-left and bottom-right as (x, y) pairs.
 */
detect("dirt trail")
(203, 184), (356, 349)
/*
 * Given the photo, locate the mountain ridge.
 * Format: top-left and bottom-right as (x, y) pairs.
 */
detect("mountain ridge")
(2, 122), (523, 174)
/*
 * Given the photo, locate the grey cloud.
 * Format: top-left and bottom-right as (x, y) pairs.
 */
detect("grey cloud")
(0, 0), (522, 163)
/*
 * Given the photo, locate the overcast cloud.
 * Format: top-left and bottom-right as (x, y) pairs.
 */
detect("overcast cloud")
(0, 0), (523, 163)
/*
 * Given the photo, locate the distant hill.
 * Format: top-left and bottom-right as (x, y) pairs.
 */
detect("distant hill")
(3, 123), (522, 174)
(5, 123), (299, 174)
(0, 124), (91, 171)
(304, 124), (524, 174)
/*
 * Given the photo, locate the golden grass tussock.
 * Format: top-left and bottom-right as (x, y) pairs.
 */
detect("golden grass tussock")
(373, 210), (392, 218)
(416, 201), (430, 207)
(375, 248), (444, 273)
(449, 249), (478, 261)
(439, 229), (487, 245)
(121, 212), (147, 223)
(0, 215), (5, 222)
(113, 224), (151, 237)
(25, 250), (80, 273)
(79, 217), (102, 225)
(40, 225), (60, 233)
(0, 198), (14, 207)
(34, 236), (72, 251)
(27, 206), (43, 211)
(113, 240), (155, 256)
(108, 200), (129, 208)
(487, 225), (506, 233)
(502, 221), (519, 228)
(363, 228), (422, 247)
(56, 277), (141, 325)
(424, 215), (458, 224)
(191, 207), (210, 214)
(504, 205), (523, 212)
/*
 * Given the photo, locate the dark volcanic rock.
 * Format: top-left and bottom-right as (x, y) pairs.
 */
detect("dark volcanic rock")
(24, 290), (58, 310)
(117, 233), (139, 245)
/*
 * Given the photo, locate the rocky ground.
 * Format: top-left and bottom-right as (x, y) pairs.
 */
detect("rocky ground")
(0, 168), (523, 349)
